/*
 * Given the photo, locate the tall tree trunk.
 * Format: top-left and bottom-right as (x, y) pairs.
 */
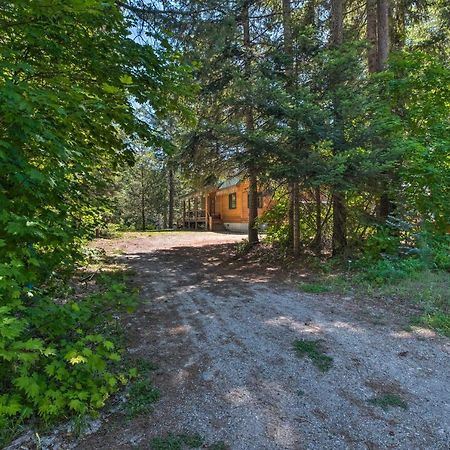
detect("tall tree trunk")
(332, 192), (346, 254)
(331, 0), (347, 255)
(331, 0), (344, 45)
(377, 0), (391, 219)
(283, 0), (300, 255)
(377, 0), (390, 71)
(314, 186), (322, 253)
(292, 182), (300, 255)
(391, 0), (406, 50)
(168, 164), (174, 229)
(140, 164), (146, 231)
(243, 1), (259, 245)
(248, 165), (258, 244)
(367, 0), (378, 73)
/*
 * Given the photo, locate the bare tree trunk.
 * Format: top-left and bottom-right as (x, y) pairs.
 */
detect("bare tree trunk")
(377, 0), (390, 71)
(332, 192), (347, 254)
(168, 164), (174, 228)
(314, 186), (322, 253)
(367, 0), (378, 73)
(331, 0), (347, 255)
(248, 166), (259, 244)
(243, 1), (259, 245)
(140, 164), (146, 231)
(292, 182), (300, 256)
(282, 0), (300, 255)
(331, 0), (344, 45)
(377, 0), (391, 219)
(288, 182), (294, 243)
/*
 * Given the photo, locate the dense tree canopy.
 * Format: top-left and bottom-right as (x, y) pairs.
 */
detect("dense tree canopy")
(122, 0), (449, 259)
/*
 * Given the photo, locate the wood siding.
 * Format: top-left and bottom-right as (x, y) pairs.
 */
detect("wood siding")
(215, 180), (271, 224)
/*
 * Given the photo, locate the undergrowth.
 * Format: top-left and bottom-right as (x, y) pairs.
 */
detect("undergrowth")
(150, 433), (203, 450)
(148, 433), (229, 450)
(125, 358), (160, 418)
(298, 249), (449, 337)
(0, 268), (138, 447)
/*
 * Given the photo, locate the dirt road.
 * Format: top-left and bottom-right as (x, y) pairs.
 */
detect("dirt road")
(79, 232), (449, 450)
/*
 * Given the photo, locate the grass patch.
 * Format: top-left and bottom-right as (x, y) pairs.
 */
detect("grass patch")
(150, 433), (203, 450)
(208, 442), (230, 450)
(124, 358), (160, 418)
(125, 378), (160, 419)
(0, 414), (27, 449)
(133, 358), (159, 374)
(293, 339), (333, 372)
(367, 394), (408, 410)
(301, 268), (449, 337)
(412, 312), (450, 337)
(297, 282), (331, 294)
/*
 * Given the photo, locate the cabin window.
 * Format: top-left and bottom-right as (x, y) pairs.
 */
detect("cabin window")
(228, 192), (237, 209)
(248, 192), (263, 209)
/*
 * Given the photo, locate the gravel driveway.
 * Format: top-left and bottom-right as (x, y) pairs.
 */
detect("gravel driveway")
(78, 231), (449, 450)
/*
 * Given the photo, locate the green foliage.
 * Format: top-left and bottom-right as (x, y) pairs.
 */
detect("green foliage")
(0, 274), (137, 446)
(367, 394), (408, 411)
(113, 150), (189, 231)
(125, 378), (160, 419)
(0, 2), (189, 444)
(0, 410), (27, 448)
(388, 52), (450, 235)
(297, 282), (331, 294)
(259, 191), (290, 247)
(356, 258), (427, 284)
(234, 239), (253, 256)
(0, 0), (186, 300)
(150, 433), (204, 450)
(293, 339), (333, 372)
(413, 313), (450, 337)
(356, 224), (449, 284)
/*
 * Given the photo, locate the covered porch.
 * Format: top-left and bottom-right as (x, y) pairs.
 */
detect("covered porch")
(181, 191), (224, 231)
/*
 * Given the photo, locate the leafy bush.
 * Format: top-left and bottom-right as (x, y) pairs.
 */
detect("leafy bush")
(356, 222), (448, 285)
(426, 235), (450, 271)
(259, 192), (290, 247)
(0, 274), (137, 446)
(358, 257), (427, 284)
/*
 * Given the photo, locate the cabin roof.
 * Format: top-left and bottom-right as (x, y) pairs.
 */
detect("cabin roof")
(182, 174), (244, 199)
(217, 176), (242, 191)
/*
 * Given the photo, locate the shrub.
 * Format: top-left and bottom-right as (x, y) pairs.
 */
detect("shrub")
(258, 192), (290, 247)
(0, 273), (137, 446)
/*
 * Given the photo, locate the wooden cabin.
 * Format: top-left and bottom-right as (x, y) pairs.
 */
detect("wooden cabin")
(181, 177), (273, 232)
